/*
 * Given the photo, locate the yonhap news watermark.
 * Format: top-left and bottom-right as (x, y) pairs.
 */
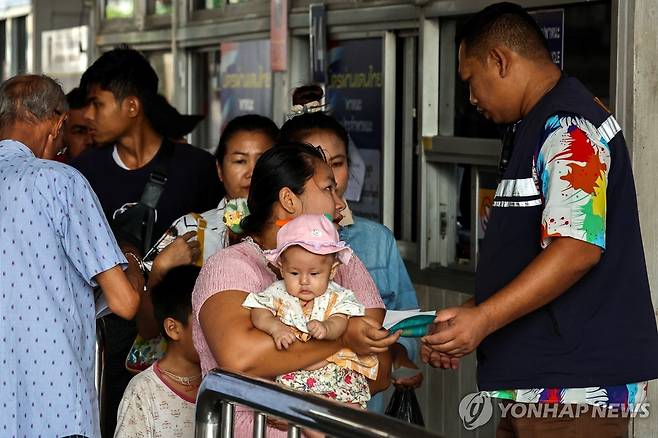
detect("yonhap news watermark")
(458, 392), (651, 430)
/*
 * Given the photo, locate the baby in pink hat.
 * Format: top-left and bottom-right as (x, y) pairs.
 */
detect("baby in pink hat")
(242, 214), (378, 408)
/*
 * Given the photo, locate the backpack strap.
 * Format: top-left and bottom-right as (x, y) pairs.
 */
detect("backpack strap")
(140, 140), (175, 208)
(139, 140), (175, 252)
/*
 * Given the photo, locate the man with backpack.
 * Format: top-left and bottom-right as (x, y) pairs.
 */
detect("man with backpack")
(72, 47), (222, 436)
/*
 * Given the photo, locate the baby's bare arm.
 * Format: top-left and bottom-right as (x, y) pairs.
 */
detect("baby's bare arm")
(316, 314), (349, 340)
(252, 308), (298, 350)
(251, 308), (282, 335)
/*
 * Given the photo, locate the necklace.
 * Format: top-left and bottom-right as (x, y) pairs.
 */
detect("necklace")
(243, 235), (261, 251)
(157, 364), (202, 388)
(244, 236), (281, 275)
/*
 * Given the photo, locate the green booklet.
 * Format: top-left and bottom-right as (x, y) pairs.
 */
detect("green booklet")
(383, 309), (437, 337)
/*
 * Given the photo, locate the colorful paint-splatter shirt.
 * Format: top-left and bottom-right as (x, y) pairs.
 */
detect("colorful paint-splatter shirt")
(486, 114), (646, 408)
(536, 114), (610, 250)
(487, 382), (648, 408)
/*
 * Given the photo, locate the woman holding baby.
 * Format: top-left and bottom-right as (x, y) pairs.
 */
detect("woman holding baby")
(192, 143), (400, 436)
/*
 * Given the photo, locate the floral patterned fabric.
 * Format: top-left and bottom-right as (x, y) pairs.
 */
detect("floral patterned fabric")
(276, 362), (371, 408)
(243, 280), (379, 380)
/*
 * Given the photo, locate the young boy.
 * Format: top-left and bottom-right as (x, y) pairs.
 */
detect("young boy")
(114, 266), (202, 438)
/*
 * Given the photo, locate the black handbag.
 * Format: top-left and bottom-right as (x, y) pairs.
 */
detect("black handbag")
(112, 141), (174, 255)
(385, 387), (425, 426)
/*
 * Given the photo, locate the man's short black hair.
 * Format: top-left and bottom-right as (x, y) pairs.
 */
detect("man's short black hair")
(80, 45), (158, 102)
(66, 87), (87, 110)
(152, 265), (201, 340)
(457, 2), (551, 63)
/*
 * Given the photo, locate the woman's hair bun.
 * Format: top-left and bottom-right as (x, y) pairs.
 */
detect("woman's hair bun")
(292, 85), (324, 106)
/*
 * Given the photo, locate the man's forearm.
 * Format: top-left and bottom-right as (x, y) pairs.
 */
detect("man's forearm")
(146, 257), (168, 291)
(479, 237), (601, 334)
(135, 285), (160, 338)
(135, 250), (182, 338)
(462, 297), (475, 308)
(121, 246), (160, 338)
(96, 266), (140, 320)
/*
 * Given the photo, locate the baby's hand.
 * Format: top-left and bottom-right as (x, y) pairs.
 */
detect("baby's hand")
(307, 320), (328, 340)
(271, 326), (297, 350)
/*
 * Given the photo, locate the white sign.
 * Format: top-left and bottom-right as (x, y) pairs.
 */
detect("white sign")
(345, 137), (366, 202)
(41, 25), (88, 90)
(349, 148), (380, 221)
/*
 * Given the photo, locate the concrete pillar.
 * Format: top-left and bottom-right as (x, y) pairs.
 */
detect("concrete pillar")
(172, 0), (187, 113)
(271, 70), (289, 126)
(629, 0), (658, 436)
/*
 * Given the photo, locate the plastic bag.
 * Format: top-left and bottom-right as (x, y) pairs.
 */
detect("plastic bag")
(125, 335), (168, 374)
(385, 387), (425, 426)
(388, 314), (436, 337)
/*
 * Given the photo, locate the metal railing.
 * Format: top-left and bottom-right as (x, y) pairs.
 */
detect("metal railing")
(196, 368), (444, 438)
(95, 318), (108, 435)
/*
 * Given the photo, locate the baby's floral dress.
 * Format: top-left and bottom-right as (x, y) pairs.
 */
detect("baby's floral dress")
(243, 280), (377, 408)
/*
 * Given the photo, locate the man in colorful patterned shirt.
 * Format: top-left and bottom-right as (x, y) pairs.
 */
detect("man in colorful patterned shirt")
(422, 3), (658, 437)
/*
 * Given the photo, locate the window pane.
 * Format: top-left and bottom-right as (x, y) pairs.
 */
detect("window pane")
(148, 0), (172, 15)
(447, 165), (498, 268)
(327, 38), (383, 223)
(14, 16), (26, 75)
(146, 52), (174, 102)
(561, 1), (611, 105)
(193, 40), (273, 151)
(218, 40), (271, 129)
(193, 0), (251, 9)
(451, 1), (611, 139)
(394, 36), (418, 242)
(105, 0), (134, 19)
(0, 20), (5, 81)
(475, 168), (498, 264)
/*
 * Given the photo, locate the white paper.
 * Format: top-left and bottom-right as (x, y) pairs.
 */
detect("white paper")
(348, 148), (381, 221)
(95, 289), (112, 319)
(345, 138), (366, 202)
(383, 309), (437, 330)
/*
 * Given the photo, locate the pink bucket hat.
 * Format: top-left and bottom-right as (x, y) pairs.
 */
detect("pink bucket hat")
(264, 214), (352, 265)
